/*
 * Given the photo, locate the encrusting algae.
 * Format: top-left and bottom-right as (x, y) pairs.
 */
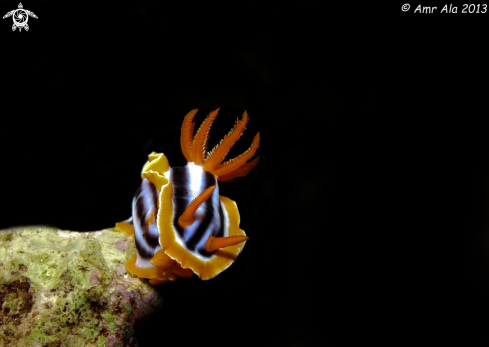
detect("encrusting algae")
(0, 226), (162, 347)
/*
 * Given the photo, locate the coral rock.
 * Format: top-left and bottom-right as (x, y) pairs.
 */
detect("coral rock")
(0, 226), (162, 347)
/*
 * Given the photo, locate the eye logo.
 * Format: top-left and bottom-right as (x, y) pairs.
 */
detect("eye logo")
(3, 3), (38, 32)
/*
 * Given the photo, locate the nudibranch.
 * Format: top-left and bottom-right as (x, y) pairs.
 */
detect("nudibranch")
(116, 109), (260, 285)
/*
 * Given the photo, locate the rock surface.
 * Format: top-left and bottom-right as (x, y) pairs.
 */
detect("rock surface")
(0, 226), (162, 347)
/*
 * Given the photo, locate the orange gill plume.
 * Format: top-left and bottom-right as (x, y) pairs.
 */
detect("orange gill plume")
(180, 108), (261, 181)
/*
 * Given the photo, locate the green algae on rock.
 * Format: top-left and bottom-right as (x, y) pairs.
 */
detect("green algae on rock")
(0, 226), (163, 347)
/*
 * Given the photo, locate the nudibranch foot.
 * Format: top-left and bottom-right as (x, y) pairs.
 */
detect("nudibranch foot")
(115, 218), (134, 237)
(116, 109), (259, 284)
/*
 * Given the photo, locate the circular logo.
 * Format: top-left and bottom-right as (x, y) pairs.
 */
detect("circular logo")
(12, 9), (27, 27)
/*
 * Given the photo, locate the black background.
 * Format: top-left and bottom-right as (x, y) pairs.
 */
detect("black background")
(1, 1), (489, 346)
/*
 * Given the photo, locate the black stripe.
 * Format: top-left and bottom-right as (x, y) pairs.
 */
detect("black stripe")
(170, 166), (190, 237)
(196, 194), (225, 257)
(133, 179), (160, 260)
(171, 166), (224, 258)
(170, 166), (191, 222)
(135, 192), (147, 230)
(143, 180), (160, 249)
(188, 171), (223, 253)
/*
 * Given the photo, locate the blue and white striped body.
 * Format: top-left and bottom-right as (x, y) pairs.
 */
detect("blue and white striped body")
(132, 163), (225, 268)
